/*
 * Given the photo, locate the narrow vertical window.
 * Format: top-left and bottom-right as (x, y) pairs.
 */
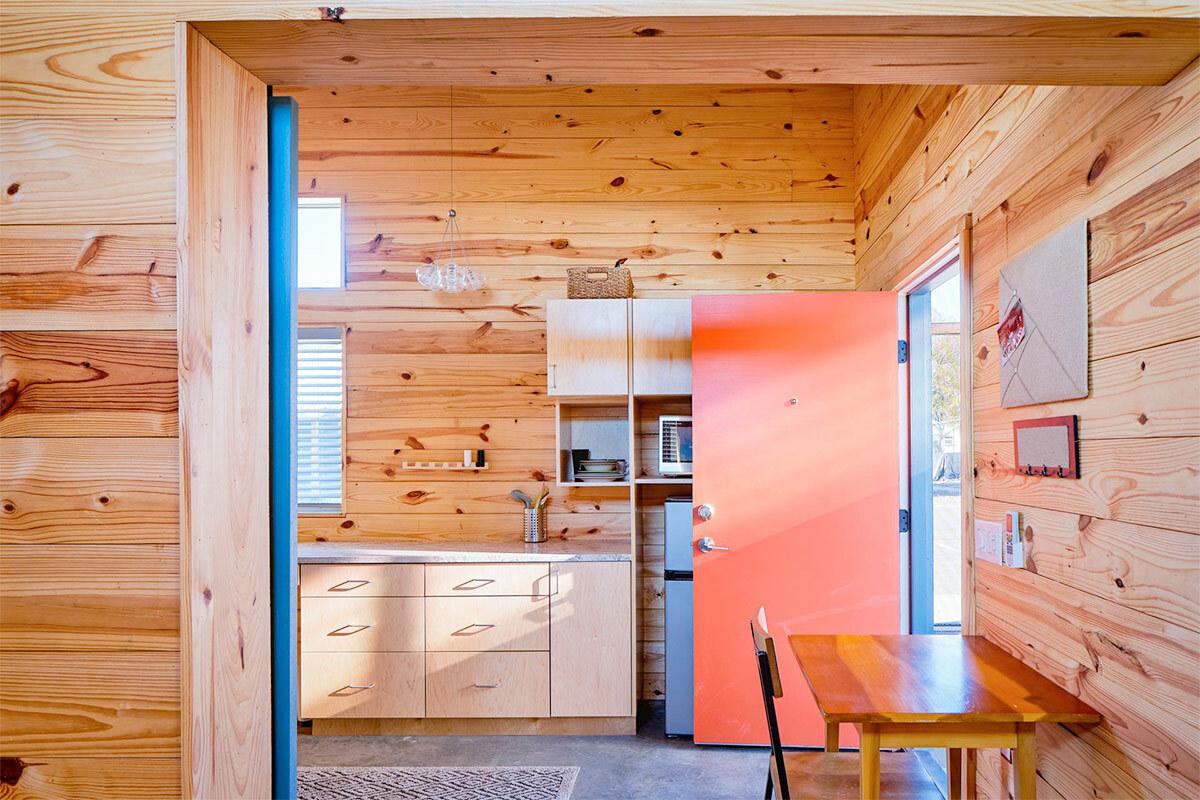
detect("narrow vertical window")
(298, 197), (344, 289)
(297, 328), (344, 513)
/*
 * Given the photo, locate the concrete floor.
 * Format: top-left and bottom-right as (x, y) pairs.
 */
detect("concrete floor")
(301, 704), (775, 799)
(299, 703), (948, 799)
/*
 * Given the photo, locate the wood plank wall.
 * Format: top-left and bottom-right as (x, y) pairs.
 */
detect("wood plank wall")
(854, 64), (1200, 799)
(287, 83), (856, 699)
(0, 19), (182, 800)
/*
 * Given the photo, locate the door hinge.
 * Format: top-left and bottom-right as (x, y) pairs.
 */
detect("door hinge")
(898, 339), (909, 364)
(899, 508), (911, 533)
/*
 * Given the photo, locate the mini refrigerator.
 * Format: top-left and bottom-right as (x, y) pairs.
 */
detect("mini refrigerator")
(664, 497), (695, 737)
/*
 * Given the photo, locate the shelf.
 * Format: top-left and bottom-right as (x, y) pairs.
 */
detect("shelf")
(402, 462), (489, 472)
(552, 394), (630, 406)
(634, 477), (693, 485)
(558, 480), (631, 488)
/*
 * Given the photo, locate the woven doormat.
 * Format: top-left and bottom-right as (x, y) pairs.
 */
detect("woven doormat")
(299, 766), (579, 800)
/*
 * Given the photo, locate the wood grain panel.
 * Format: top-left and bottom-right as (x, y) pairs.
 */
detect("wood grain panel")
(0, 118), (175, 224)
(349, 385), (552, 418)
(346, 417), (554, 451)
(346, 448), (556, 483)
(305, 168), (803, 203)
(177, 26), (271, 800)
(345, 481), (628, 515)
(973, 336), (1200, 440)
(347, 353), (545, 387)
(974, 498), (1199, 633)
(0, 651), (179, 757)
(976, 563), (1200, 797)
(0, 225), (177, 331)
(0, 437), (177, 544)
(346, 321), (545, 355)
(345, 201), (851, 234)
(346, 232), (853, 269)
(0, 757), (179, 800)
(0, 544), (179, 650)
(301, 288), (546, 324)
(0, 15), (175, 117)
(195, 20), (1200, 86)
(302, 136), (851, 172)
(298, 512), (630, 544)
(0, 331), (178, 437)
(974, 436), (1198, 532)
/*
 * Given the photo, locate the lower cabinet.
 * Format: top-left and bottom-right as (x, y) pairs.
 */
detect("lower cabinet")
(426, 652), (550, 718)
(301, 652), (425, 718)
(300, 560), (632, 722)
(550, 561), (633, 717)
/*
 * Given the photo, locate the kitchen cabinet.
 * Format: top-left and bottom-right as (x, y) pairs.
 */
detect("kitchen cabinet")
(632, 298), (692, 396)
(300, 559), (631, 726)
(550, 561), (633, 717)
(546, 299), (629, 396)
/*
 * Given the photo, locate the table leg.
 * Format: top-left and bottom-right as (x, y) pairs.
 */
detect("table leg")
(947, 748), (962, 800)
(859, 723), (881, 800)
(965, 749), (978, 800)
(825, 722), (840, 752)
(1015, 723), (1038, 799)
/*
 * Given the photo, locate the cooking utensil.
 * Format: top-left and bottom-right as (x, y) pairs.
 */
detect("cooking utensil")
(510, 489), (534, 509)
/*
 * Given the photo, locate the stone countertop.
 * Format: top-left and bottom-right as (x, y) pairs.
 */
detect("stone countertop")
(297, 540), (631, 564)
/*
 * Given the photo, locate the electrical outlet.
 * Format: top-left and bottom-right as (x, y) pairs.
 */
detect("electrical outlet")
(974, 519), (1003, 566)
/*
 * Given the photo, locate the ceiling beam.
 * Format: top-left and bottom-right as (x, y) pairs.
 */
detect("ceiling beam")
(195, 17), (1200, 86)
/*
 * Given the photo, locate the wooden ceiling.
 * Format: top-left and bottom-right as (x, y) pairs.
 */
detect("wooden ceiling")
(195, 15), (1200, 86)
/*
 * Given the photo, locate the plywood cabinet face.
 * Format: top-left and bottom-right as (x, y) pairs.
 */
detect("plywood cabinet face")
(301, 652), (425, 719)
(424, 563), (551, 597)
(632, 299), (692, 396)
(426, 595), (550, 652)
(300, 597), (425, 652)
(426, 651), (550, 718)
(300, 563), (423, 597)
(550, 562), (633, 717)
(546, 299), (629, 396)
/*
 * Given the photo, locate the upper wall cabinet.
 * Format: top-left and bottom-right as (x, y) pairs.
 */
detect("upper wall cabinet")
(546, 299), (629, 396)
(633, 299), (692, 396)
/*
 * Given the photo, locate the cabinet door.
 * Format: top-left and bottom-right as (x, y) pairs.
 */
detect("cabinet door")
(632, 298), (691, 395)
(546, 299), (628, 396)
(550, 562), (633, 717)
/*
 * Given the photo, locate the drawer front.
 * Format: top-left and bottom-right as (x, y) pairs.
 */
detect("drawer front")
(426, 652), (549, 718)
(301, 652), (424, 719)
(424, 563), (550, 597)
(426, 596), (549, 652)
(301, 597), (424, 652)
(300, 563), (423, 597)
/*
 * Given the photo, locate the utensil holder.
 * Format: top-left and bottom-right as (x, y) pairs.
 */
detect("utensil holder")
(523, 506), (548, 543)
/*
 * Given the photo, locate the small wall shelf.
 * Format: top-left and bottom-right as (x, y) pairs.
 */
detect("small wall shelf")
(401, 462), (489, 471)
(634, 477), (693, 485)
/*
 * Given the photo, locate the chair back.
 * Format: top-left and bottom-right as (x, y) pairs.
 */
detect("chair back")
(750, 606), (788, 799)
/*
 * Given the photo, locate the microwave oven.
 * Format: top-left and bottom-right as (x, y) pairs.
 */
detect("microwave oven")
(658, 416), (693, 477)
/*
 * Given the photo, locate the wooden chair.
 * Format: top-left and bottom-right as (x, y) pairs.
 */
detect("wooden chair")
(750, 608), (940, 799)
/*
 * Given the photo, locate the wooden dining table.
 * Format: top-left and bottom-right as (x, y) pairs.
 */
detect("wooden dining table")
(788, 634), (1100, 800)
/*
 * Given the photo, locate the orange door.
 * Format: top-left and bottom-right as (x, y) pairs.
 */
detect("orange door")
(692, 293), (900, 746)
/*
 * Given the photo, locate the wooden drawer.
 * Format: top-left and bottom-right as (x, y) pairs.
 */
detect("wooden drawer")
(425, 595), (549, 652)
(424, 563), (550, 597)
(426, 652), (549, 718)
(301, 652), (424, 719)
(300, 597), (424, 652)
(300, 563), (423, 597)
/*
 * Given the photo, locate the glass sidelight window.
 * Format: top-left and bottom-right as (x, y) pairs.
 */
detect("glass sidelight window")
(908, 266), (962, 634)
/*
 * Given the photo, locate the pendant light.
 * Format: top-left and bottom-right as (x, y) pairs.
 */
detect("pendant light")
(416, 208), (485, 293)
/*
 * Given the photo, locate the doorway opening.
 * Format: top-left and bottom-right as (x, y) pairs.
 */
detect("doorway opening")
(907, 265), (963, 635)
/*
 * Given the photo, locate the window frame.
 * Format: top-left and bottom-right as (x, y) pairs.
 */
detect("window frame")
(296, 325), (346, 515)
(297, 196), (346, 290)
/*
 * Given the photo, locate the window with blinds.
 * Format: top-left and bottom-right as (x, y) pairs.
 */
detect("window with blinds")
(297, 328), (344, 513)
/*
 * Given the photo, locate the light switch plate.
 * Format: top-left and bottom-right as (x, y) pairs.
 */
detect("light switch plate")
(975, 519), (1003, 566)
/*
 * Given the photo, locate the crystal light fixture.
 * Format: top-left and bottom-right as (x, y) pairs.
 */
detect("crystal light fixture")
(416, 209), (485, 293)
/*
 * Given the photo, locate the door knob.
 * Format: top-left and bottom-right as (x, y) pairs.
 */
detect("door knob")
(696, 504), (715, 521)
(698, 536), (729, 553)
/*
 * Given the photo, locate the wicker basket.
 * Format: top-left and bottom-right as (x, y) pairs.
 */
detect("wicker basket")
(567, 259), (634, 299)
